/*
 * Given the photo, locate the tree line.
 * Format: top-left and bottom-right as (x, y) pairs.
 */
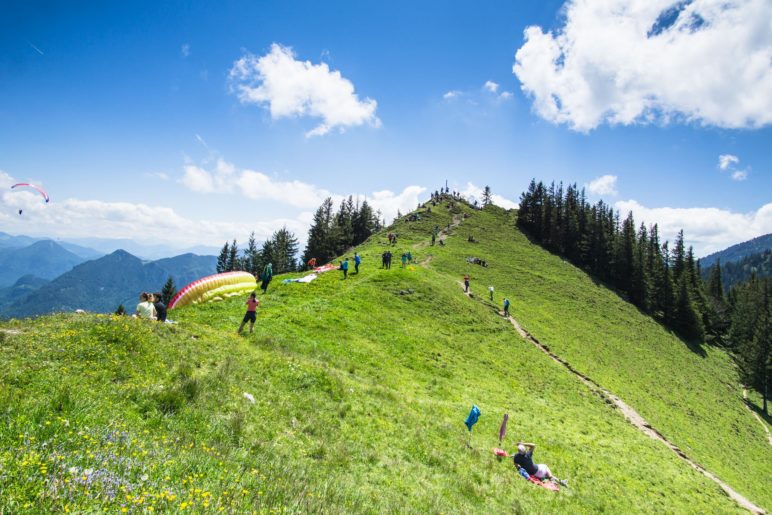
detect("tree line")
(216, 196), (381, 276)
(700, 250), (772, 292)
(518, 179), (770, 413)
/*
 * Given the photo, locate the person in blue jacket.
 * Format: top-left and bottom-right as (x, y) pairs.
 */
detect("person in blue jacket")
(340, 258), (349, 279)
(354, 253), (361, 274)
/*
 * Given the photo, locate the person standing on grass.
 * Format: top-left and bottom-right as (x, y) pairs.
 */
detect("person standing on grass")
(385, 250), (392, 269)
(354, 253), (361, 274)
(340, 258), (349, 279)
(503, 298), (510, 317)
(514, 443), (567, 486)
(407, 250), (413, 264)
(464, 274), (470, 293)
(488, 286), (494, 301)
(401, 252), (408, 268)
(237, 292), (259, 334)
(261, 263), (273, 293)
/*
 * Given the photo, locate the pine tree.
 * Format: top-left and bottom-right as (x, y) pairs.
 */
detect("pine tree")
(243, 232), (262, 277)
(161, 277), (176, 305)
(303, 197), (336, 265)
(733, 278), (770, 414)
(227, 239), (239, 271)
(269, 226), (299, 274)
(216, 242), (230, 273)
(673, 274), (705, 341)
(352, 200), (377, 245)
(482, 185), (492, 206)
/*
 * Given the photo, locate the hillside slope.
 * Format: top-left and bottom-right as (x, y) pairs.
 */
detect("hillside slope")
(0, 200), (768, 512)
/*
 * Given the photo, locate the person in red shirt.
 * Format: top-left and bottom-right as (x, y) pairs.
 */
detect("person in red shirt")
(237, 292), (259, 334)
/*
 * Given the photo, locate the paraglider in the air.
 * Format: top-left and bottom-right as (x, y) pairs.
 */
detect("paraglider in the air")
(11, 183), (50, 203)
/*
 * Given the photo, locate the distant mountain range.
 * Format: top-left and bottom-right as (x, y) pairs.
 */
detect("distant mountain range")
(0, 247), (217, 319)
(700, 233), (772, 269)
(0, 231), (219, 261)
(0, 240), (87, 287)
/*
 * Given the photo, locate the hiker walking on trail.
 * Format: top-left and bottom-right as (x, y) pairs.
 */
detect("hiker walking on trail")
(354, 253), (361, 274)
(464, 274), (470, 293)
(237, 292), (259, 334)
(260, 263), (273, 294)
(503, 298), (510, 317)
(514, 443), (567, 486)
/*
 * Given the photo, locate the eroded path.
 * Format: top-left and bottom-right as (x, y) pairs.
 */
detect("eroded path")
(456, 284), (765, 514)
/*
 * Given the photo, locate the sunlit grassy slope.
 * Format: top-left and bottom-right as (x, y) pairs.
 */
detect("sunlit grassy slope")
(0, 200), (767, 513)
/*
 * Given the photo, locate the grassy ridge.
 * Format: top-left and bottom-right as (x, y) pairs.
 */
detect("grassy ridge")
(0, 199), (763, 512)
(424, 203), (771, 510)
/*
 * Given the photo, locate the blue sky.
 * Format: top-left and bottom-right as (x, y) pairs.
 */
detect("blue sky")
(1, 0), (770, 256)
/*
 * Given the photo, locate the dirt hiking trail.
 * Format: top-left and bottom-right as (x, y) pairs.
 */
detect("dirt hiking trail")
(456, 284), (765, 514)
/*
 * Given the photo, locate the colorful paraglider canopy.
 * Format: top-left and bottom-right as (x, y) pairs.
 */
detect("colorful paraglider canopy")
(11, 183), (50, 203)
(168, 271), (257, 310)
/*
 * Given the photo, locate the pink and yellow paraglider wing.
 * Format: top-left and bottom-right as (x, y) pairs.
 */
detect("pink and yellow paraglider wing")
(168, 271), (257, 310)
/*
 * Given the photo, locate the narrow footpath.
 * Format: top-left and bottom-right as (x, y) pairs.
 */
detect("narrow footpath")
(743, 388), (772, 447)
(457, 284), (765, 514)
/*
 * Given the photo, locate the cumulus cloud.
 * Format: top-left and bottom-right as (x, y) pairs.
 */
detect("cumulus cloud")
(0, 180), (308, 248)
(180, 158), (331, 208)
(731, 170), (748, 181)
(367, 186), (427, 222)
(615, 199), (772, 256)
(718, 154), (740, 170)
(181, 43), (190, 57)
(484, 81), (500, 93)
(443, 90), (462, 100)
(513, 0), (772, 131)
(585, 175), (618, 196)
(461, 182), (518, 210)
(229, 43), (380, 137)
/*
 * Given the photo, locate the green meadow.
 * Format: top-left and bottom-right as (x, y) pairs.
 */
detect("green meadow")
(0, 200), (768, 513)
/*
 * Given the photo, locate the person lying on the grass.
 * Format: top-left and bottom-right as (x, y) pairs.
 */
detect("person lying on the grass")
(514, 442), (567, 485)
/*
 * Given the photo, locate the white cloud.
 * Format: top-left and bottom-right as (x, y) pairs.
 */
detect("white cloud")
(0, 183), (308, 248)
(499, 91), (513, 100)
(615, 199), (772, 256)
(731, 170), (748, 181)
(181, 44), (190, 57)
(229, 44), (380, 137)
(368, 185), (427, 222)
(443, 90), (462, 100)
(484, 80), (500, 93)
(585, 175), (618, 196)
(513, 0), (772, 131)
(461, 182), (518, 210)
(718, 154), (740, 170)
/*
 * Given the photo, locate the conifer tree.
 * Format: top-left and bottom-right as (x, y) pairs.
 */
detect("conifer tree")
(673, 275), (705, 341)
(482, 185), (492, 206)
(216, 242), (230, 273)
(303, 197), (336, 265)
(227, 239), (239, 271)
(268, 226), (299, 274)
(161, 277), (176, 305)
(243, 232), (262, 277)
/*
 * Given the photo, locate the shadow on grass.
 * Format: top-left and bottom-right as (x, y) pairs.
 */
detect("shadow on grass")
(744, 397), (771, 424)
